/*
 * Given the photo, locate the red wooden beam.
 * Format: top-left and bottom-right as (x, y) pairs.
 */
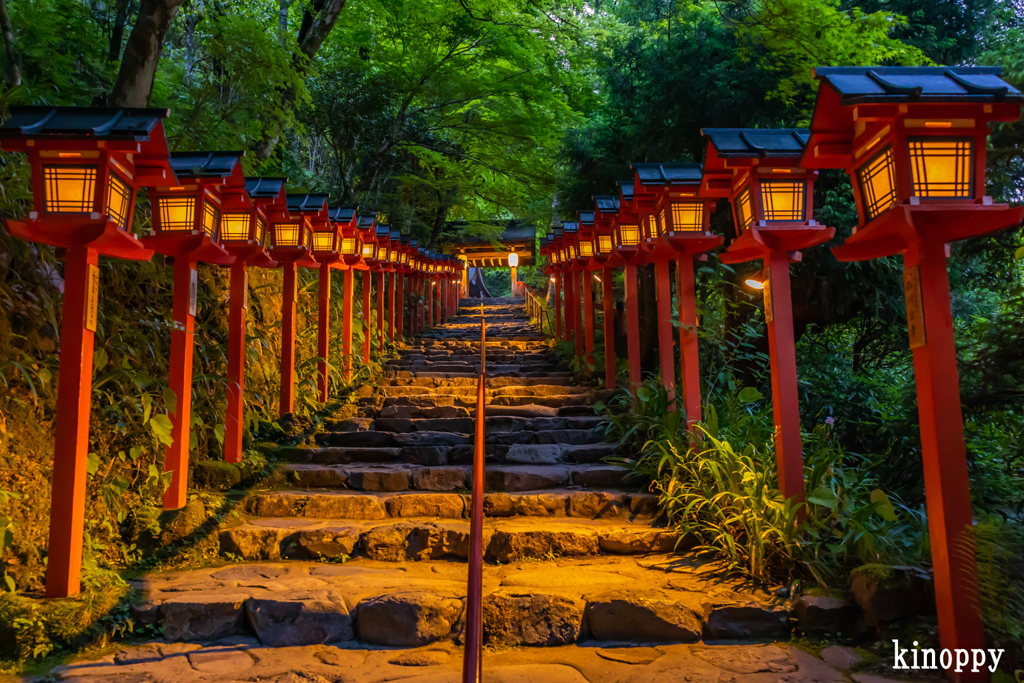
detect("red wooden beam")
(317, 263), (332, 402)
(655, 261), (676, 408)
(224, 262), (246, 463)
(342, 269), (354, 381)
(906, 240), (986, 662)
(165, 257), (199, 509)
(573, 271), (584, 360)
(362, 270), (372, 362)
(45, 246), (98, 598)
(764, 253), (804, 503)
(676, 257), (701, 427)
(624, 263), (641, 390)
(377, 271), (385, 353)
(279, 261), (298, 417)
(582, 272), (594, 369)
(602, 267), (615, 390)
(388, 272), (396, 343)
(396, 273), (405, 339)
(553, 274), (562, 340)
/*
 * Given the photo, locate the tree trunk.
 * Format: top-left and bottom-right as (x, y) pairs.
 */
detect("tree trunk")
(254, 0), (348, 160)
(0, 0), (21, 89)
(107, 0), (133, 62)
(109, 0), (186, 108)
(278, 0), (292, 45)
(183, 0), (204, 81)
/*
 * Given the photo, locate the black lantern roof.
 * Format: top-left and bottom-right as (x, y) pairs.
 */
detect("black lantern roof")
(246, 177), (287, 199)
(702, 129), (808, 157)
(169, 151), (245, 178)
(390, 229), (401, 241)
(632, 162), (703, 185)
(563, 221), (579, 234)
(357, 212), (376, 228)
(594, 196), (619, 212)
(376, 225), (390, 239)
(409, 239), (418, 248)
(579, 211), (595, 225)
(401, 234), (410, 245)
(0, 106), (170, 140)
(553, 226), (563, 239)
(617, 180), (634, 199)
(328, 206), (357, 222)
(813, 66), (1022, 105)
(287, 193), (329, 213)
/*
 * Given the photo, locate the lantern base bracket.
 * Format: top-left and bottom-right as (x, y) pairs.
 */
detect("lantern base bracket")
(833, 202), (1024, 262)
(7, 218), (153, 261)
(721, 224), (835, 265)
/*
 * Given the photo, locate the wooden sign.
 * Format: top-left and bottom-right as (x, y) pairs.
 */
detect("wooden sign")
(762, 268), (774, 324)
(242, 270), (249, 311)
(85, 264), (99, 332)
(188, 268), (198, 317)
(904, 265), (926, 349)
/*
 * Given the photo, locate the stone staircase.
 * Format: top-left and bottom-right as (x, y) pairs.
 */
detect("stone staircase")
(221, 297), (674, 567)
(132, 297), (798, 651)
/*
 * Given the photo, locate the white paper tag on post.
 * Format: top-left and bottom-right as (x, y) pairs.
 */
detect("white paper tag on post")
(188, 268), (198, 317)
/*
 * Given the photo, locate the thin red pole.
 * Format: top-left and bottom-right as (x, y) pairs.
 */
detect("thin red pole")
(361, 269), (372, 362)
(317, 262), (331, 402)
(165, 257), (198, 509)
(463, 311), (486, 683)
(388, 272), (396, 342)
(436, 277), (442, 324)
(342, 269), (354, 381)
(45, 246), (98, 598)
(624, 263), (641, 390)
(572, 270), (584, 359)
(602, 267), (615, 391)
(553, 274), (562, 340)
(279, 260), (297, 417)
(655, 260), (676, 408)
(224, 261), (246, 463)
(564, 270), (574, 347)
(376, 270), (385, 353)
(677, 257), (701, 427)
(582, 271), (594, 369)
(764, 252), (803, 502)
(904, 240), (985, 663)
(428, 278), (434, 329)
(396, 273), (405, 339)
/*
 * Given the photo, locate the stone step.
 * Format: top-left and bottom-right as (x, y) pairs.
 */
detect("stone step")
(220, 516), (676, 564)
(384, 376), (579, 388)
(276, 463), (630, 492)
(381, 384), (591, 398)
(133, 555), (796, 649)
(381, 394), (605, 409)
(282, 439), (616, 466)
(370, 415), (604, 434)
(246, 488), (658, 521)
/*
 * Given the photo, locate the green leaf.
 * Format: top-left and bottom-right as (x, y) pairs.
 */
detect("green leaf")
(870, 489), (898, 522)
(737, 387), (763, 403)
(807, 486), (838, 510)
(149, 414), (175, 446)
(214, 424), (226, 445)
(636, 386), (652, 402)
(162, 386), (178, 416)
(1015, 245), (1024, 261)
(86, 452), (100, 476)
(3, 573), (14, 592)
(93, 347), (108, 371)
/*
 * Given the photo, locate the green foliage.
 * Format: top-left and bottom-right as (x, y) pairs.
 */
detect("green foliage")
(607, 380), (929, 587)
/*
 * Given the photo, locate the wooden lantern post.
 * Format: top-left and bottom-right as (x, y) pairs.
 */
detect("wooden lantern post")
(574, 212), (597, 369)
(336, 211), (364, 383)
(0, 106), (174, 597)
(701, 129), (835, 502)
(801, 66), (1023, 674)
(268, 194), (327, 416)
(356, 212), (378, 361)
(220, 177), (286, 463)
(396, 235), (410, 339)
(374, 224), (391, 353)
(592, 195), (621, 390)
(611, 181), (644, 391)
(564, 222), (585, 360)
(387, 229), (401, 342)
(143, 152), (244, 510)
(632, 163), (722, 425)
(312, 206), (358, 401)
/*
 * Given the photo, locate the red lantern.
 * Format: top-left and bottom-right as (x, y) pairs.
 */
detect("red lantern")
(610, 179), (644, 388)
(0, 106), (174, 599)
(802, 66), (1024, 662)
